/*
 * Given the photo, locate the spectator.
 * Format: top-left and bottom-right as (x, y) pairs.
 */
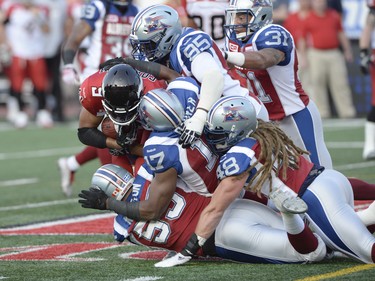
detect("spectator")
(299, 0), (356, 119)
(359, 1), (375, 160)
(37, 0), (68, 122)
(283, 0), (312, 95)
(3, 0), (53, 128)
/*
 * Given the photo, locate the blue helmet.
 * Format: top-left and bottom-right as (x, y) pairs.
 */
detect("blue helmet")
(130, 5), (182, 62)
(225, 0), (273, 41)
(204, 96), (258, 154)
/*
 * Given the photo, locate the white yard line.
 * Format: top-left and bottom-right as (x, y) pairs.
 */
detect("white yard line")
(0, 199), (78, 211)
(0, 147), (82, 160)
(0, 178), (39, 187)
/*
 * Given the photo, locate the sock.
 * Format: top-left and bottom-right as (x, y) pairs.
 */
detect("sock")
(356, 201), (375, 226)
(348, 178), (375, 200)
(281, 213), (305, 234)
(97, 148), (113, 165)
(75, 146), (98, 166)
(368, 224), (375, 233)
(67, 156), (80, 172)
(242, 191), (268, 205)
(287, 225), (319, 254)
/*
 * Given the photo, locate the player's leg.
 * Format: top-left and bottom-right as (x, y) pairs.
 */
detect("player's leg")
(278, 101), (333, 168)
(29, 58), (53, 128)
(302, 169), (375, 264)
(214, 199), (326, 264)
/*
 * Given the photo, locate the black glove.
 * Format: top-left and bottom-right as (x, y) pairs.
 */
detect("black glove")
(108, 148), (127, 156)
(360, 49), (371, 75)
(116, 123), (138, 151)
(78, 186), (108, 210)
(99, 57), (129, 70)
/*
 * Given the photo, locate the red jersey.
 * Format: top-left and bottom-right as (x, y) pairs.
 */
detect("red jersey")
(301, 9), (343, 50)
(127, 164), (211, 254)
(79, 69), (167, 117)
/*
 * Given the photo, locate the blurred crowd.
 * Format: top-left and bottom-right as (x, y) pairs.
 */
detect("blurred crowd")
(0, 0), (369, 128)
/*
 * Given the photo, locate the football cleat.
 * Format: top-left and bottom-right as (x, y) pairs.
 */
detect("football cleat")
(154, 252), (192, 268)
(269, 188), (308, 214)
(13, 111), (29, 129)
(36, 109), (54, 128)
(57, 157), (75, 197)
(363, 121), (375, 160)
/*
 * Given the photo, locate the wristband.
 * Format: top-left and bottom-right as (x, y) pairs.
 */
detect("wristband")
(107, 199), (141, 221)
(226, 52), (246, 67)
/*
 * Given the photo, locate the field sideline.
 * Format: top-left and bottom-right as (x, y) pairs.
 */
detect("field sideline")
(0, 119), (374, 281)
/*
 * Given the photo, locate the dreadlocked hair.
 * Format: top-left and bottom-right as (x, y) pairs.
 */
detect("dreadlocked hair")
(244, 119), (310, 196)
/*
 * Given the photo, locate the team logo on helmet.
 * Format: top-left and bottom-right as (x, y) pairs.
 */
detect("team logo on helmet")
(222, 106), (248, 122)
(144, 16), (171, 33)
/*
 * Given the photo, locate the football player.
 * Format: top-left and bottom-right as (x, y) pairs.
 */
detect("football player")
(360, 0), (375, 160)
(58, 62), (167, 197)
(62, 0), (139, 85)
(79, 90), (326, 264)
(161, 96), (375, 266)
(222, 0), (375, 201)
(129, 4), (268, 148)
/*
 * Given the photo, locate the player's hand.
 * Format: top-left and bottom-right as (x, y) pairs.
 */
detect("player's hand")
(78, 186), (108, 210)
(360, 49), (371, 75)
(154, 251), (192, 268)
(62, 64), (80, 85)
(116, 123), (137, 151)
(178, 109), (207, 148)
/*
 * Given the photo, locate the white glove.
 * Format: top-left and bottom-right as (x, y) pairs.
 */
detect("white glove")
(62, 64), (80, 86)
(178, 108), (207, 148)
(154, 252), (192, 268)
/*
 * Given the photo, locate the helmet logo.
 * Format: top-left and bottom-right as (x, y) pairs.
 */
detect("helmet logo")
(144, 16), (171, 33)
(222, 106), (248, 122)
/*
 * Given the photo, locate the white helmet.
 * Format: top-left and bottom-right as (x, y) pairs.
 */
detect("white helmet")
(138, 88), (184, 131)
(91, 164), (134, 201)
(225, 0), (273, 40)
(204, 96), (258, 154)
(130, 5), (182, 62)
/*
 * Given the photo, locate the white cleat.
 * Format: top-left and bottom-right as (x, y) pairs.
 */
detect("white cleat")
(57, 157), (73, 197)
(363, 121), (375, 160)
(36, 109), (54, 128)
(269, 189), (308, 214)
(13, 111), (29, 129)
(154, 252), (192, 268)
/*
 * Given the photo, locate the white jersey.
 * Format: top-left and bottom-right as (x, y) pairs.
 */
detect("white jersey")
(4, 2), (49, 59)
(183, 0), (229, 49)
(227, 24), (332, 168)
(169, 27), (269, 121)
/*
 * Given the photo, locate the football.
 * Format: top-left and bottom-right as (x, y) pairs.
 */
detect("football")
(101, 116), (117, 139)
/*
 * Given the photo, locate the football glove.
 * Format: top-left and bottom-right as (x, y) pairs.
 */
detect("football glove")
(116, 123), (137, 151)
(78, 186), (108, 210)
(108, 148), (127, 156)
(62, 64), (80, 85)
(360, 49), (371, 75)
(178, 109), (207, 148)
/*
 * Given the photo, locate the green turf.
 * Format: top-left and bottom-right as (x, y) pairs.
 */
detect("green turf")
(0, 119), (374, 281)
